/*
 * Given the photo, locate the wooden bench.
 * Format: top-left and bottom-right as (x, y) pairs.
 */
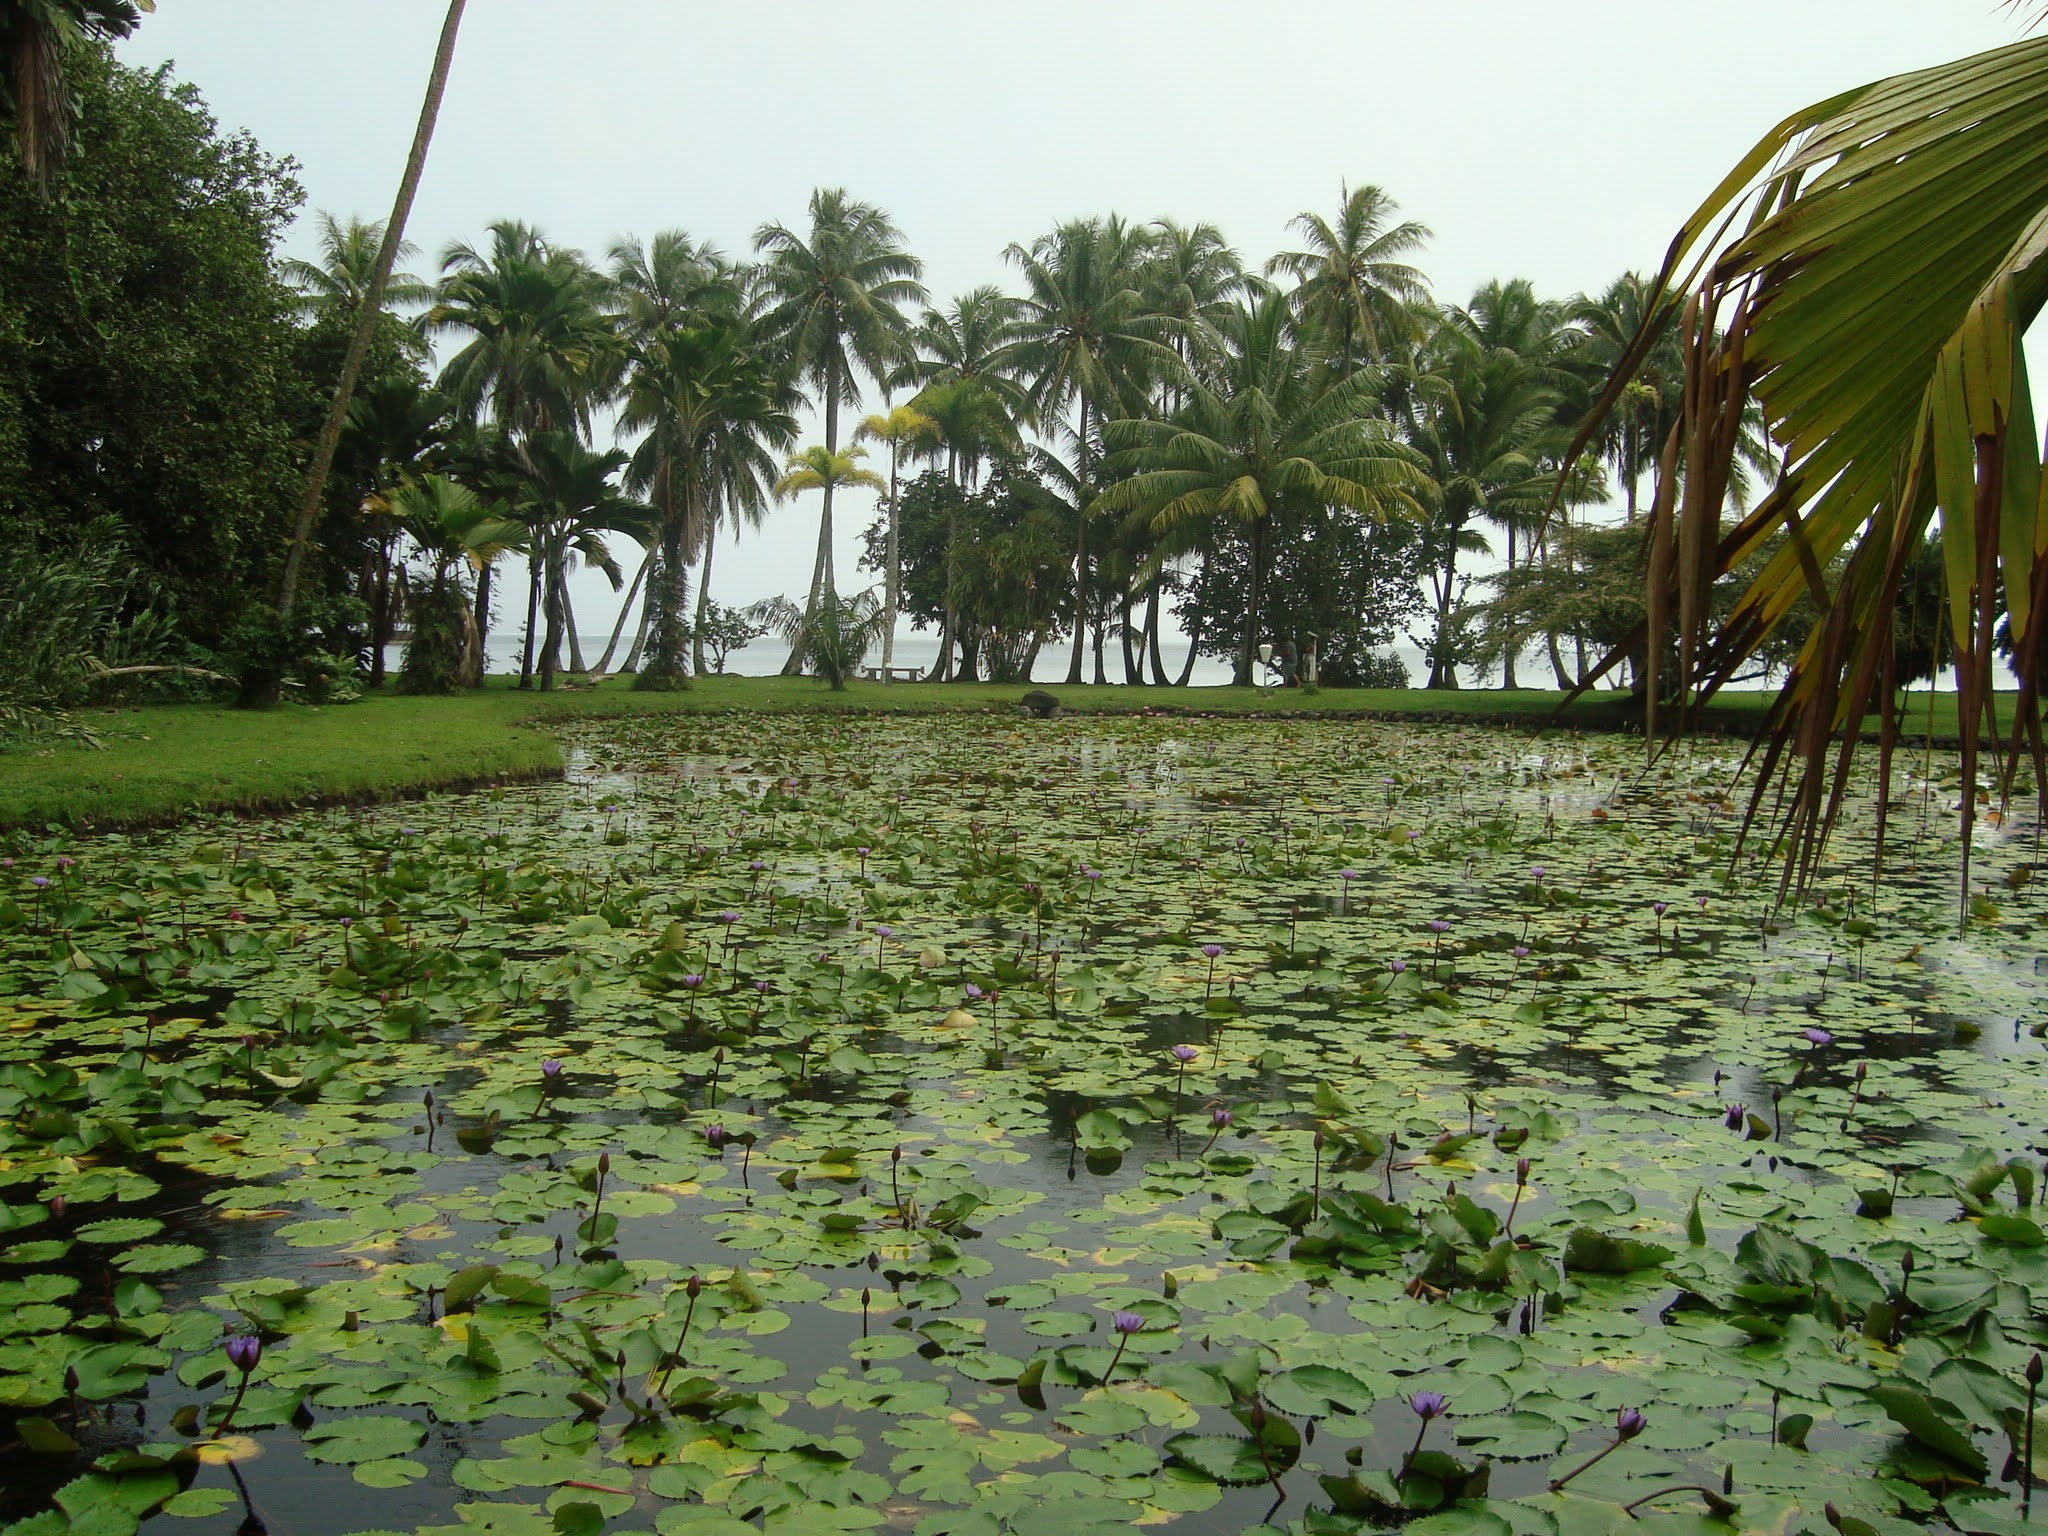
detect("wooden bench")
(858, 665), (925, 683)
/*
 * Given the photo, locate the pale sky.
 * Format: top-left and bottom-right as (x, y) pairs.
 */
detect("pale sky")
(121, 1), (2030, 635)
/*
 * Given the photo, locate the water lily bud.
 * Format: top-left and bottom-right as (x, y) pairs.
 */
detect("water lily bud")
(2029, 1352), (2044, 1387)
(47, 1195), (65, 1220)
(704, 1125), (727, 1150)
(1516, 1157), (1530, 1185)
(225, 1335), (262, 1374)
(1824, 1504), (1844, 1532)
(891, 1144), (903, 1164)
(1313, 1128), (1326, 1150)
(597, 1152), (610, 1176)
(685, 1274), (702, 1300)
(1901, 1249), (1915, 1276)
(423, 1090), (434, 1111)
(1248, 1399), (1267, 1429)
(1409, 1391), (1448, 1420)
(861, 1286), (871, 1307)
(1724, 1103), (1746, 1130)
(1616, 1406), (1645, 1440)
(1211, 1107), (1233, 1129)
(64, 1365), (79, 1393)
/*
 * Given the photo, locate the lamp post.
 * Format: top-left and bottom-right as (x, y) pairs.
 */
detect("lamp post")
(1257, 643), (1277, 696)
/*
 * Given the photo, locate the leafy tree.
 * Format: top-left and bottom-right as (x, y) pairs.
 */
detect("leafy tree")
(694, 599), (769, 675)
(753, 189), (925, 665)
(0, 46), (308, 642)
(0, 0), (149, 186)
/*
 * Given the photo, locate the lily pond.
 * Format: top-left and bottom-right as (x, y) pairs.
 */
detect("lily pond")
(4, 713), (2048, 1536)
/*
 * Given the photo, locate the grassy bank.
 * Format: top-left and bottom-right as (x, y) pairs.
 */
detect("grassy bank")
(0, 673), (1968, 831)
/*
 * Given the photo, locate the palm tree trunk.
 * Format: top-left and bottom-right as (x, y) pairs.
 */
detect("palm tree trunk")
(1426, 515), (1463, 690)
(539, 538), (564, 692)
(1144, 579), (1167, 684)
(882, 440), (901, 682)
(275, 0), (467, 628)
(1175, 602), (1203, 687)
(1119, 590), (1139, 684)
(1092, 620), (1108, 685)
(519, 551), (541, 688)
(368, 535), (394, 687)
(784, 373), (840, 676)
(561, 576), (586, 674)
(931, 615), (952, 683)
(1241, 516), (1269, 687)
(473, 559), (494, 675)
(623, 602), (651, 673)
(593, 548), (650, 675)
(1066, 400), (1089, 686)
(690, 520), (716, 676)
(1501, 524), (1520, 689)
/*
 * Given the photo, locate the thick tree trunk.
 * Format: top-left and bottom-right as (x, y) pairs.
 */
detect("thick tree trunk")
(539, 541), (564, 692)
(518, 550), (541, 688)
(275, 0), (467, 623)
(931, 615), (952, 683)
(1119, 591), (1139, 684)
(1240, 516), (1268, 687)
(593, 547), (650, 676)
(690, 519), (716, 676)
(473, 559), (493, 673)
(1426, 515), (1463, 690)
(957, 628), (981, 683)
(1092, 620), (1107, 685)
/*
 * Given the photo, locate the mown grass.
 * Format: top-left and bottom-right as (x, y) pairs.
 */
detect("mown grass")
(0, 673), (1971, 830)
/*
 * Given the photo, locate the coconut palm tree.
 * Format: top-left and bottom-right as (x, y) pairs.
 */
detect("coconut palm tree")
(338, 374), (451, 685)
(1396, 293), (1567, 689)
(431, 223), (618, 683)
(282, 212), (435, 323)
(1000, 216), (1177, 683)
(1098, 291), (1424, 684)
(899, 287), (1032, 425)
(856, 405), (938, 681)
(275, 0), (467, 642)
(617, 319), (795, 689)
(753, 189), (926, 668)
(1266, 183), (1431, 377)
(0, 0), (149, 187)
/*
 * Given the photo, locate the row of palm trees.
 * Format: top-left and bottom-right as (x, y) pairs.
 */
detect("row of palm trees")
(300, 185), (1686, 689)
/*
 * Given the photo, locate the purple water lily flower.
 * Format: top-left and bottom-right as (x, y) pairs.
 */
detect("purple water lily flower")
(1111, 1311), (1144, 1334)
(680, 974), (704, 990)
(1652, 901), (1669, 917)
(1200, 943), (1223, 959)
(964, 983), (985, 1001)
(1427, 919), (1450, 934)
(1410, 1391), (1449, 1420)
(1171, 1044), (1199, 1063)
(1390, 959), (1407, 974)
(704, 1125), (728, 1151)
(1211, 1107), (1233, 1128)
(1616, 1407), (1646, 1439)
(225, 1335), (262, 1373)
(1803, 1028), (1833, 1047)
(1724, 1103), (1746, 1130)
(541, 1059), (563, 1080)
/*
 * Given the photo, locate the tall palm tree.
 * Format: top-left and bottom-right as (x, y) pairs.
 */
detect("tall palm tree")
(856, 405), (937, 681)
(1000, 216), (1176, 683)
(607, 230), (749, 340)
(1098, 291), (1423, 684)
(282, 211), (435, 323)
(431, 222), (617, 683)
(1399, 292), (1568, 688)
(1565, 273), (1684, 524)
(0, 0), (149, 187)
(1266, 183), (1431, 378)
(276, 0), (466, 638)
(898, 286), (1032, 425)
(617, 319), (795, 689)
(753, 189), (926, 669)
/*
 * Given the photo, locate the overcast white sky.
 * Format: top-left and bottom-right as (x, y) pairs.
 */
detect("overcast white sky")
(121, 2), (2029, 633)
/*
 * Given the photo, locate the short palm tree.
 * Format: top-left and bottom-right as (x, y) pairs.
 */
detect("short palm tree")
(763, 588), (892, 691)
(753, 189), (926, 664)
(856, 405), (938, 680)
(1267, 184), (1431, 377)
(1098, 292), (1424, 683)
(508, 431), (647, 691)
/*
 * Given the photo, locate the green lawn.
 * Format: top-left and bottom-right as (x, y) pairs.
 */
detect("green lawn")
(0, 673), (1969, 830)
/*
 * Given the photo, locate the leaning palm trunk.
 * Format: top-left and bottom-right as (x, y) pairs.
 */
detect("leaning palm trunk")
(1565, 31), (2048, 906)
(783, 376), (842, 676)
(691, 522), (717, 677)
(275, 0), (467, 628)
(519, 552), (542, 688)
(561, 577), (586, 674)
(592, 549), (651, 676)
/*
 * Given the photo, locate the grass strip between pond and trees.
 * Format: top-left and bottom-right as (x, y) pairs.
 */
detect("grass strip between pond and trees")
(0, 678), (1984, 831)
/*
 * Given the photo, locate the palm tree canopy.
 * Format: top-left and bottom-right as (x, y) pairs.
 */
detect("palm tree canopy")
(773, 444), (888, 502)
(1267, 183), (1432, 369)
(752, 188), (927, 411)
(998, 215), (1179, 428)
(1098, 292), (1424, 540)
(282, 211), (434, 320)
